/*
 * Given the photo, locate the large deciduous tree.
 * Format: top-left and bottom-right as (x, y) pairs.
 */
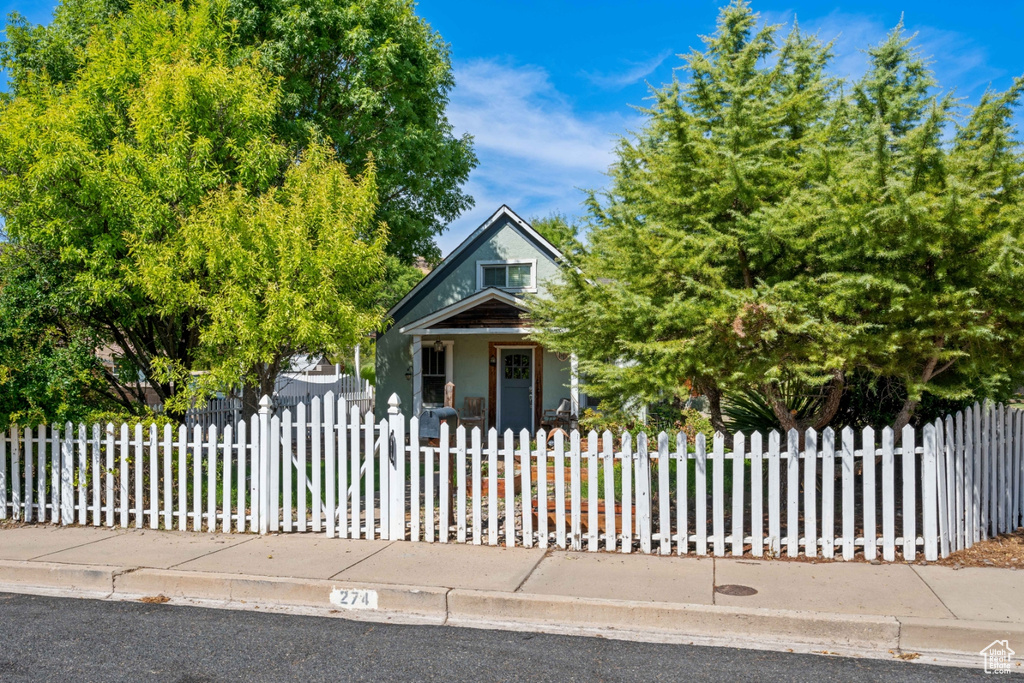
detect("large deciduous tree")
(1, 0), (476, 263)
(0, 0), (389, 423)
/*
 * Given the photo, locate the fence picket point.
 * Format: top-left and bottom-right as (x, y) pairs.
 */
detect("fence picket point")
(351, 406), (361, 540)
(504, 429), (515, 548)
(882, 427), (895, 561)
(555, 430), (567, 550)
(619, 433), (631, 554)
(23, 427), (33, 523)
(936, 418), (951, 558)
(588, 430), (599, 552)
(804, 428), (817, 558)
(282, 410), (292, 534)
(821, 428), (835, 560)
(841, 427), (855, 561)
(732, 432), (746, 558)
(863, 427), (876, 561)
(658, 432), (671, 556)
(409, 412), (419, 543)
(236, 421), (247, 533)
(522, 429), (534, 549)
(570, 430), (582, 551)
(106, 424), (115, 528)
(455, 426), (466, 544)
(677, 432), (689, 556)
(923, 423), (938, 561)
(637, 433), (652, 555)
(147, 424), (157, 530)
(487, 428), (498, 546)
(712, 432), (725, 557)
(324, 396), (336, 539)
(696, 433), (707, 556)
(602, 431), (615, 552)
(208, 424), (219, 533)
(223, 424), (233, 533)
(786, 429), (799, 558)
(473, 427), (484, 546)
(439, 421), (450, 543)
(751, 432), (764, 559)
(903, 424), (917, 560)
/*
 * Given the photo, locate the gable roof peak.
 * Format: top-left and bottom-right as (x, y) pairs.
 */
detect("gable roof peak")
(384, 204), (565, 322)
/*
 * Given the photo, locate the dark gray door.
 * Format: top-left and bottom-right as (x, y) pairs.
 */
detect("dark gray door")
(499, 349), (532, 433)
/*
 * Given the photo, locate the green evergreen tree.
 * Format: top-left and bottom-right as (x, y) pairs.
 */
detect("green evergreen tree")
(532, 3), (1024, 433)
(532, 1), (844, 433)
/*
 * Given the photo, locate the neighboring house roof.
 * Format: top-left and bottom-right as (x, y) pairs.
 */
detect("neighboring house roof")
(385, 205), (564, 329)
(399, 287), (530, 335)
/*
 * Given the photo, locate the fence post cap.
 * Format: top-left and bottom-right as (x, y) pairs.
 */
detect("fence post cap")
(388, 393), (401, 414)
(258, 395), (273, 413)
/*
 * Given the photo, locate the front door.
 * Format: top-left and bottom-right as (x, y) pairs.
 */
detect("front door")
(499, 348), (533, 433)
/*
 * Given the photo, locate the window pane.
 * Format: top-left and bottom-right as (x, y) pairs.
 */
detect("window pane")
(508, 264), (531, 288)
(483, 266), (506, 287)
(423, 376), (445, 405)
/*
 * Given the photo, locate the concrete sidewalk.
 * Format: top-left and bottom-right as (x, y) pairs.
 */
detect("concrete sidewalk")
(1, 524), (1022, 670)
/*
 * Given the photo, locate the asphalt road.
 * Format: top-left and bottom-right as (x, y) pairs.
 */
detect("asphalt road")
(0, 592), (989, 682)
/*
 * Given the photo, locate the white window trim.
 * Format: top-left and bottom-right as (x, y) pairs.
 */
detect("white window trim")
(413, 338), (454, 414)
(476, 259), (537, 293)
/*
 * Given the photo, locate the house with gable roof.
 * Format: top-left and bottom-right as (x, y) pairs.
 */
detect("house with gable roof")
(375, 206), (578, 433)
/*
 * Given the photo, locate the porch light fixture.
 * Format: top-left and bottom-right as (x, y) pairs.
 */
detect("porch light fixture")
(433, 339), (445, 353)
(489, 354), (497, 366)
(404, 366), (412, 381)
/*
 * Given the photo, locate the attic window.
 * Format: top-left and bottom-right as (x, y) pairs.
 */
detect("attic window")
(477, 260), (535, 291)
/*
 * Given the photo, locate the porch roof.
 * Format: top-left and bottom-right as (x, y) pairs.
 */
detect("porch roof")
(398, 287), (531, 336)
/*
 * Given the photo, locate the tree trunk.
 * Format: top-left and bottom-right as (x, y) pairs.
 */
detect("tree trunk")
(240, 359), (282, 424)
(695, 378), (729, 435)
(762, 371), (846, 444)
(893, 397), (919, 435)
(241, 383), (260, 426)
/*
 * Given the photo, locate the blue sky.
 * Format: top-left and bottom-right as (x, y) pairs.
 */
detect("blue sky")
(3, 0), (1023, 254)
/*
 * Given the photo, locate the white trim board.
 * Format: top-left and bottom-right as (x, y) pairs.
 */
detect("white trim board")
(398, 288), (528, 335)
(475, 258), (538, 292)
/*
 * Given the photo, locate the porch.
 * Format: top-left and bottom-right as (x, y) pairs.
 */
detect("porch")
(400, 289), (577, 433)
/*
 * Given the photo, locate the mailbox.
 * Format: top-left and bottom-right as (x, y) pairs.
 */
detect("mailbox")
(418, 407), (459, 440)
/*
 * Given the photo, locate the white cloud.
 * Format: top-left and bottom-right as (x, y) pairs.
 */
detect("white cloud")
(582, 51), (673, 90)
(439, 59), (640, 255)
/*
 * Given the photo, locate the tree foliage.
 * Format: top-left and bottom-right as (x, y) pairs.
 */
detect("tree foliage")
(1, 0), (475, 262)
(0, 0), (391, 424)
(531, 1), (1024, 433)
(138, 143), (387, 415)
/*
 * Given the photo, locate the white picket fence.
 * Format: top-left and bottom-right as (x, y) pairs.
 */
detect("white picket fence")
(2, 394), (1021, 562)
(178, 386), (374, 434)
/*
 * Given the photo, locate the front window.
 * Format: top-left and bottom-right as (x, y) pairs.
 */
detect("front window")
(479, 262), (533, 290)
(422, 346), (446, 406)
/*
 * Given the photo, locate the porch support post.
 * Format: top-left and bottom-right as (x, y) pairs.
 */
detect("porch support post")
(412, 335), (423, 416)
(570, 353), (580, 418)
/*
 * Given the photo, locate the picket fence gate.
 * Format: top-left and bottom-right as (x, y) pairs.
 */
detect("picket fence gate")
(2, 393), (1022, 562)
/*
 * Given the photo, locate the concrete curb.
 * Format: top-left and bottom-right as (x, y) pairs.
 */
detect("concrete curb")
(112, 569), (450, 623)
(447, 589), (901, 652)
(897, 616), (1024, 657)
(1, 560), (1019, 665)
(0, 560), (116, 597)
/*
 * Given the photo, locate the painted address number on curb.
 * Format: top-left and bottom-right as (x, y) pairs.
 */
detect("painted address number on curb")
(329, 588), (378, 610)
